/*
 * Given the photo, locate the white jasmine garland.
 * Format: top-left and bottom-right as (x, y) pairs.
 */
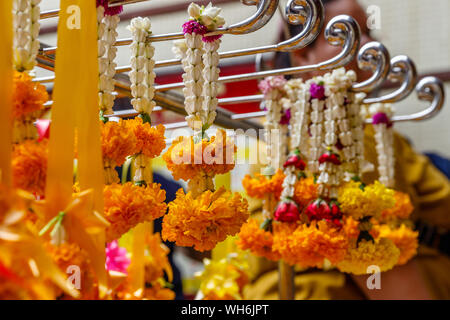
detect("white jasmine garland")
(128, 17), (156, 117)
(307, 78), (325, 175)
(13, 0), (40, 72)
(278, 79), (309, 201)
(201, 40), (220, 128)
(369, 103), (396, 187)
(98, 12), (120, 115)
(182, 32), (205, 131)
(313, 68), (360, 198)
(128, 17), (158, 185)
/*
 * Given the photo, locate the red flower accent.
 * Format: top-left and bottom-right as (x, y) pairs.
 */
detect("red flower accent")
(274, 201), (300, 223)
(318, 151), (341, 165)
(305, 199), (342, 222)
(283, 154), (306, 170)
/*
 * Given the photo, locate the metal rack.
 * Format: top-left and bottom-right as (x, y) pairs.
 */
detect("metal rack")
(34, 0), (445, 299)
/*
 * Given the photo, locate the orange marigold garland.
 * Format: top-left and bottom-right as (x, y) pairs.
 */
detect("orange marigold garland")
(104, 182), (167, 242)
(163, 129), (236, 184)
(100, 120), (138, 184)
(272, 221), (348, 268)
(12, 139), (48, 196)
(12, 71), (48, 143)
(241, 169), (285, 200)
(236, 218), (281, 261)
(162, 188), (249, 252)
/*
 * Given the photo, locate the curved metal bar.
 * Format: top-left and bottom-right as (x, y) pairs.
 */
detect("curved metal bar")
(352, 41), (390, 93)
(391, 76), (445, 122)
(315, 14), (360, 71)
(154, 14), (360, 91)
(363, 55), (417, 104)
(278, 0), (324, 51)
(217, 0), (280, 35)
(39, 0), (278, 55)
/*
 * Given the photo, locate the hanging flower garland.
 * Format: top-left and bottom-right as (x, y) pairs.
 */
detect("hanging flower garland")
(12, 0), (48, 145)
(162, 3), (248, 252)
(13, 0), (40, 73)
(96, 0), (122, 117)
(103, 182), (167, 242)
(368, 103), (396, 187)
(127, 17), (166, 185)
(238, 68), (419, 273)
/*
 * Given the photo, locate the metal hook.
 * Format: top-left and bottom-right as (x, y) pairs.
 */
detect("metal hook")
(390, 76), (445, 122)
(363, 55), (417, 104)
(352, 41), (390, 93)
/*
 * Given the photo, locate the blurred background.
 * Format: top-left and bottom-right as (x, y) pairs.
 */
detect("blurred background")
(36, 0), (450, 298)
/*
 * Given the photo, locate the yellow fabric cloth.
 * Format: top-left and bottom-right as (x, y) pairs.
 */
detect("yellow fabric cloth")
(243, 127), (450, 299)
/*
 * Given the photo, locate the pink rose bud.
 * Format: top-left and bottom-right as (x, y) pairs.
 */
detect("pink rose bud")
(274, 201), (300, 223)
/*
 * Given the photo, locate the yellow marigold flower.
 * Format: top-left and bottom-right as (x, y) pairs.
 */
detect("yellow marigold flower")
(197, 258), (243, 300)
(162, 129), (236, 181)
(338, 181), (395, 220)
(293, 177), (318, 208)
(125, 118), (166, 159)
(236, 218), (281, 261)
(12, 71), (48, 119)
(162, 187), (249, 252)
(104, 182), (167, 242)
(101, 120), (138, 167)
(376, 224), (418, 265)
(381, 191), (414, 221)
(241, 169), (285, 200)
(145, 233), (172, 284)
(337, 238), (400, 275)
(12, 139), (48, 196)
(274, 221), (348, 268)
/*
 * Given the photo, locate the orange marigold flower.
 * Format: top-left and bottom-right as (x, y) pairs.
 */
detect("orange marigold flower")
(293, 177), (318, 208)
(12, 71), (48, 119)
(12, 139), (48, 196)
(381, 191), (414, 221)
(241, 169), (285, 200)
(376, 224), (418, 265)
(101, 120), (138, 167)
(125, 118), (166, 158)
(273, 221), (348, 268)
(162, 187), (249, 252)
(236, 218), (281, 261)
(162, 129), (236, 181)
(104, 182), (167, 242)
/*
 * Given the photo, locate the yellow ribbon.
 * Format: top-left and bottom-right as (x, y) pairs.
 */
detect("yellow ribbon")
(44, 0), (108, 297)
(0, 0), (13, 186)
